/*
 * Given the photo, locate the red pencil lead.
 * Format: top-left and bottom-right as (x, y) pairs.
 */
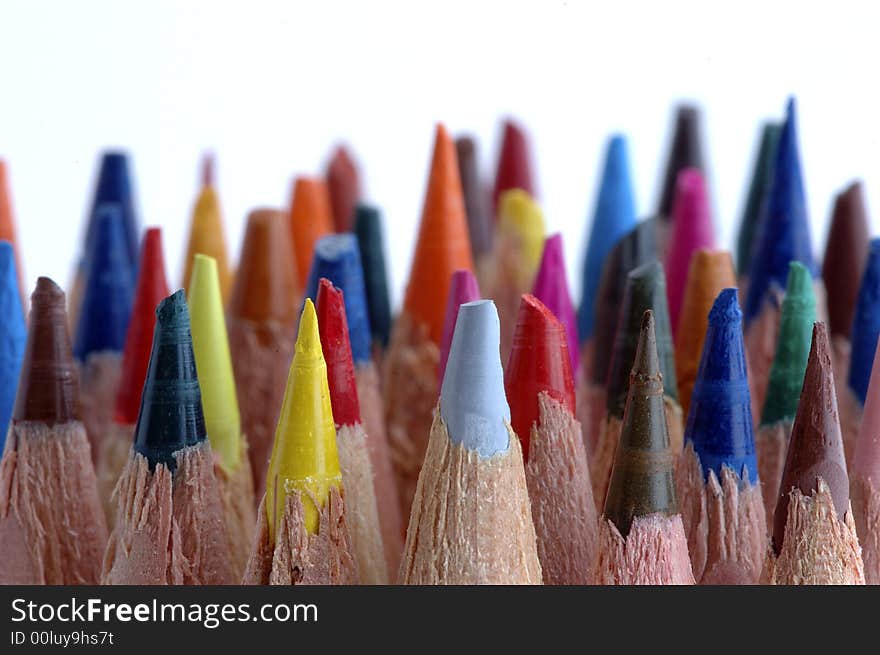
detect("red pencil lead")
(316, 277), (361, 427)
(114, 228), (170, 425)
(492, 119), (535, 214)
(505, 294), (575, 459)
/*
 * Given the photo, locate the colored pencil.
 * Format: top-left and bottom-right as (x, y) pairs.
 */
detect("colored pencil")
(438, 269), (481, 386)
(532, 233), (578, 376)
(744, 98), (820, 420)
(383, 123), (474, 520)
(0, 278), (108, 584)
(736, 122), (782, 282)
(657, 104), (705, 220)
(676, 289), (765, 584)
(0, 160), (25, 305)
(763, 322), (864, 584)
(506, 294), (597, 584)
(656, 104), (705, 258)
(181, 153), (231, 303)
(316, 278), (387, 583)
(305, 234), (402, 577)
(576, 134), (637, 386)
(188, 254), (256, 578)
(227, 208), (299, 497)
(664, 168), (715, 333)
(102, 290), (234, 584)
(755, 262), (815, 527)
(491, 188), (546, 364)
(69, 152), (140, 330)
(822, 182), (869, 376)
(851, 338), (880, 584)
(455, 135), (493, 286)
(73, 204), (134, 462)
(841, 239), (880, 467)
(492, 118), (535, 214)
(592, 260), (681, 510)
(576, 219), (657, 456)
(243, 299), (357, 585)
(400, 300), (541, 584)
(325, 145), (361, 233)
(674, 249), (736, 416)
(592, 310), (694, 585)
(289, 176), (333, 290)
(95, 227), (169, 526)
(353, 204), (393, 353)
(0, 242), (26, 455)
(578, 218), (658, 457)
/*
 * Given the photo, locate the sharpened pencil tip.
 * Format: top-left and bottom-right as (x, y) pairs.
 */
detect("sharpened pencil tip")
(578, 133), (637, 342)
(74, 203), (134, 360)
(316, 277), (362, 428)
(14, 277), (78, 424)
(761, 262), (816, 426)
(132, 290), (206, 473)
(686, 289), (758, 483)
(440, 299), (510, 457)
(305, 234), (372, 364)
(603, 310), (678, 537)
(188, 254), (242, 472)
(772, 321), (848, 554)
(267, 298), (341, 539)
(505, 294), (575, 460)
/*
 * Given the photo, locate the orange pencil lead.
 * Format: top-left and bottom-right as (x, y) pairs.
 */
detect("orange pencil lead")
(384, 123), (475, 522)
(290, 176), (334, 290)
(402, 123), (474, 345)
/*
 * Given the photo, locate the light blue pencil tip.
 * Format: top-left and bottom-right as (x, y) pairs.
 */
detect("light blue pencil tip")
(440, 299), (510, 457)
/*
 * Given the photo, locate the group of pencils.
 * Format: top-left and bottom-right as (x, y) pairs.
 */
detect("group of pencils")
(0, 96), (876, 585)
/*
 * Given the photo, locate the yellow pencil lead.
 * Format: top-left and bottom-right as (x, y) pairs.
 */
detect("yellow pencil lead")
(497, 189), (546, 280)
(182, 157), (231, 302)
(266, 298), (341, 540)
(187, 254), (242, 472)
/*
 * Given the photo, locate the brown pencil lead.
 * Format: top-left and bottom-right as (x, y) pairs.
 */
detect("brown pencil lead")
(13, 277), (78, 424)
(229, 208), (299, 327)
(602, 310), (677, 537)
(822, 181), (870, 339)
(772, 322), (849, 554)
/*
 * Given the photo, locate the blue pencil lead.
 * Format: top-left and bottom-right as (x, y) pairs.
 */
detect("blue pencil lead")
(848, 238), (880, 405)
(85, 151), (140, 276)
(0, 242), (26, 452)
(578, 135), (637, 343)
(73, 203), (134, 361)
(304, 234), (372, 364)
(133, 290), (206, 472)
(744, 97), (814, 324)
(686, 288), (758, 483)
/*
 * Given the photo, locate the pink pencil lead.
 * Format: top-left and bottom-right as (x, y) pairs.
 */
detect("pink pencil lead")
(438, 270), (481, 385)
(665, 168), (715, 332)
(532, 234), (579, 375)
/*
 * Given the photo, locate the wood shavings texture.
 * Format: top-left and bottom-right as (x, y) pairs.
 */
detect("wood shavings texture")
(0, 421), (107, 584)
(525, 393), (597, 584)
(399, 413), (542, 584)
(761, 479), (864, 585)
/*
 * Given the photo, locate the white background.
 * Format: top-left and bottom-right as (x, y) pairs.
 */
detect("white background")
(1, 0), (878, 309)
